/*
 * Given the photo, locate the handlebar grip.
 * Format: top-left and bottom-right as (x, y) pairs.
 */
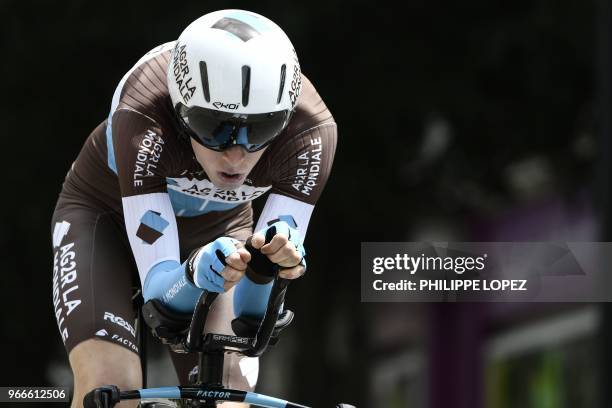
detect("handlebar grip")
(244, 226), (279, 278)
(83, 385), (120, 408)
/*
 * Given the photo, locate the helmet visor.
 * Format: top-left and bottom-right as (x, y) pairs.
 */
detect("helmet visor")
(177, 104), (291, 152)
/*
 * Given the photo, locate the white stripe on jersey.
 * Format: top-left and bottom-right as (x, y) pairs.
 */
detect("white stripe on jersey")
(122, 192), (180, 286)
(255, 193), (315, 240)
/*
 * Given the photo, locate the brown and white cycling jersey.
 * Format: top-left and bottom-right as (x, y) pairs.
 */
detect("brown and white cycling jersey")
(59, 42), (337, 282)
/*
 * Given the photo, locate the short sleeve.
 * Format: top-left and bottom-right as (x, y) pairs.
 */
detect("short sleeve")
(112, 109), (171, 197)
(268, 122), (337, 205)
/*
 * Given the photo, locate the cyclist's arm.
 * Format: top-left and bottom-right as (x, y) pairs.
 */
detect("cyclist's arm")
(234, 122), (337, 318)
(112, 109), (202, 313)
(257, 122), (338, 235)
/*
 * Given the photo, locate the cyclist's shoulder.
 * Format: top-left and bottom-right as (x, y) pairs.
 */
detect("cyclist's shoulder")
(114, 42), (176, 125)
(111, 107), (193, 175)
(110, 43), (189, 154)
(284, 73), (336, 138)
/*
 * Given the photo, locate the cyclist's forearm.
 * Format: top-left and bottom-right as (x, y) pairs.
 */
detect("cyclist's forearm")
(143, 260), (202, 313)
(233, 273), (274, 319)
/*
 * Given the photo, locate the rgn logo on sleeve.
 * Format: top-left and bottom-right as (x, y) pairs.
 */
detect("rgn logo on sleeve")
(103, 312), (136, 337)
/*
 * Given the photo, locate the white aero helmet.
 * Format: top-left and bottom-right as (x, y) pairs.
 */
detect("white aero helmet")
(168, 9), (302, 152)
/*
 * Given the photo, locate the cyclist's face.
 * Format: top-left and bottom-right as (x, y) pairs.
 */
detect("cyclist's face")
(190, 138), (266, 189)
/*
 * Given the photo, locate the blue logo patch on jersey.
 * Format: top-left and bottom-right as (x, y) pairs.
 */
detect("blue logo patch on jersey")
(267, 215), (298, 229)
(136, 210), (169, 245)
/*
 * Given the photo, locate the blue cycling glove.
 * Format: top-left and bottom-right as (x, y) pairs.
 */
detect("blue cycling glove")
(233, 221), (304, 320)
(186, 237), (240, 293)
(143, 237), (242, 313)
(257, 221), (306, 270)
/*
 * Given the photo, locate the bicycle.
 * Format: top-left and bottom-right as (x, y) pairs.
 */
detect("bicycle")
(83, 237), (356, 408)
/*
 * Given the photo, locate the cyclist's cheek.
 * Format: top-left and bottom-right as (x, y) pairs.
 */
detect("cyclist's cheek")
(190, 138), (266, 185)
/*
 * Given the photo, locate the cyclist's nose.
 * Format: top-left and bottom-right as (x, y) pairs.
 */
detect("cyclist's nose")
(222, 145), (247, 165)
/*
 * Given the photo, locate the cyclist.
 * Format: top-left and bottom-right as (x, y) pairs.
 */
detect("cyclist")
(50, 9), (337, 408)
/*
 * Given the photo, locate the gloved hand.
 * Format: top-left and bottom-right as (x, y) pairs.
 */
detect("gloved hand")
(250, 221), (306, 279)
(186, 237), (251, 292)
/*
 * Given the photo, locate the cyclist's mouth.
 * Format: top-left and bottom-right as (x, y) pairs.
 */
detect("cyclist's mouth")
(218, 171), (243, 183)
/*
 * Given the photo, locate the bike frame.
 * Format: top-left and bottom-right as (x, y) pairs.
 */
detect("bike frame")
(117, 386), (309, 407)
(88, 276), (308, 407)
